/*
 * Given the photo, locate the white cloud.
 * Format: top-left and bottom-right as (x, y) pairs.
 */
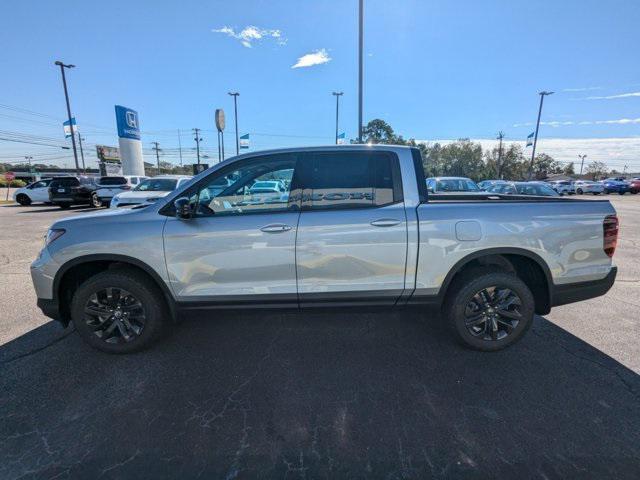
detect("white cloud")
(514, 117), (640, 128)
(417, 137), (640, 169)
(291, 49), (331, 69)
(562, 86), (602, 92)
(585, 91), (640, 100)
(212, 25), (286, 48)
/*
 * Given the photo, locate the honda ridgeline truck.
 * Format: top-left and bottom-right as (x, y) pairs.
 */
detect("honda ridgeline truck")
(31, 146), (619, 353)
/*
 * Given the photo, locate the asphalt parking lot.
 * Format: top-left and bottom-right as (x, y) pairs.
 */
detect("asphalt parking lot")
(1, 197), (639, 479)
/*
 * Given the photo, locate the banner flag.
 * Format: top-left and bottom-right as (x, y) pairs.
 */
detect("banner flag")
(337, 132), (346, 145)
(63, 118), (77, 138)
(526, 132), (534, 147)
(240, 133), (250, 149)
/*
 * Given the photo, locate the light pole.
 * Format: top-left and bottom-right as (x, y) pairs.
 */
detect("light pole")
(228, 92), (240, 155)
(332, 92), (343, 144)
(496, 131), (504, 179)
(358, 0), (364, 143)
(528, 90), (554, 179)
(578, 154), (587, 176)
(77, 134), (86, 172)
(54, 61), (80, 174)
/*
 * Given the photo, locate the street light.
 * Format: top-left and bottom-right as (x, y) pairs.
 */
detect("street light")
(578, 154), (587, 176)
(332, 92), (343, 144)
(228, 92), (240, 155)
(54, 60), (80, 174)
(528, 90), (554, 179)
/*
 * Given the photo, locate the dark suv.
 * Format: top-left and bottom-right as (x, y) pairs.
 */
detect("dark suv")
(48, 176), (98, 209)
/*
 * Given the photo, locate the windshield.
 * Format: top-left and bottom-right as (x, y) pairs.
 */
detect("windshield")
(134, 178), (178, 192)
(436, 179), (479, 192)
(515, 183), (559, 196)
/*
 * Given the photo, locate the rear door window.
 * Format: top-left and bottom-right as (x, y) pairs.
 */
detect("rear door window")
(99, 177), (127, 186)
(302, 151), (402, 210)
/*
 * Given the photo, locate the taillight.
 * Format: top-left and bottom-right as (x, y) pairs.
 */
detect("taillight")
(603, 215), (619, 258)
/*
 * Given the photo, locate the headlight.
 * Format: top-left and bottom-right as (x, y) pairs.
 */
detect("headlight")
(44, 228), (65, 246)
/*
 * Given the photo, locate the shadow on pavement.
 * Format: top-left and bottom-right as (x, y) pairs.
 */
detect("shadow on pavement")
(15, 205), (100, 214)
(1, 311), (639, 479)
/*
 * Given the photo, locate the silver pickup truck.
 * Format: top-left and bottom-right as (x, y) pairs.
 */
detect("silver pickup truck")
(31, 145), (618, 353)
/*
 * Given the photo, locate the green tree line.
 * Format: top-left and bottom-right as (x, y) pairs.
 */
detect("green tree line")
(359, 119), (609, 181)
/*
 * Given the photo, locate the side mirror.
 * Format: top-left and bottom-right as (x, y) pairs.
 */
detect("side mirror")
(174, 197), (192, 220)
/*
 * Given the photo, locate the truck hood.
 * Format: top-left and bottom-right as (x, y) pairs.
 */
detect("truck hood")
(50, 206), (140, 229)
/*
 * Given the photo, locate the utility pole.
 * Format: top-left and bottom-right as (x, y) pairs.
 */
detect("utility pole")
(358, 0), (364, 143)
(151, 142), (161, 175)
(528, 91), (554, 180)
(177, 129), (183, 167)
(228, 92), (240, 155)
(623, 164), (628, 175)
(578, 154), (587, 176)
(77, 134), (86, 172)
(332, 92), (343, 144)
(496, 131), (504, 179)
(54, 60), (80, 174)
(193, 128), (202, 164)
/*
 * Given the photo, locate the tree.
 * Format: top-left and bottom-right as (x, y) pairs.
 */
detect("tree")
(585, 161), (608, 180)
(360, 119), (399, 144)
(531, 153), (563, 179)
(563, 162), (575, 175)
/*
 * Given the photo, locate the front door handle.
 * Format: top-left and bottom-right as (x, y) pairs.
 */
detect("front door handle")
(370, 218), (402, 227)
(260, 223), (292, 233)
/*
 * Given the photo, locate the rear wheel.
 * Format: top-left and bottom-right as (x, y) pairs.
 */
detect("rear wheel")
(16, 194), (31, 206)
(618, 191), (626, 195)
(91, 193), (103, 208)
(444, 270), (535, 351)
(576, 188), (583, 195)
(71, 269), (168, 353)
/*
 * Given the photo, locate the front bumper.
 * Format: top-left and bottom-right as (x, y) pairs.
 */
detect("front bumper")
(550, 267), (617, 307)
(37, 298), (65, 323)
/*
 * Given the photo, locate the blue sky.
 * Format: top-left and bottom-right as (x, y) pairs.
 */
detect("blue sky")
(1, 0), (639, 170)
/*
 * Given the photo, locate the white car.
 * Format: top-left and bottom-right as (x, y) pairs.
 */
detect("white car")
(110, 175), (192, 208)
(13, 178), (54, 206)
(93, 175), (147, 207)
(548, 180), (575, 195)
(573, 180), (604, 195)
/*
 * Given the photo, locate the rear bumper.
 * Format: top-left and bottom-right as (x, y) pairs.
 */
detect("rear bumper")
(550, 267), (617, 307)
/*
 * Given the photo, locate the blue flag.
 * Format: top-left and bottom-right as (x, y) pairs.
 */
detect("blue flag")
(63, 118), (77, 138)
(240, 133), (250, 149)
(337, 132), (346, 145)
(526, 132), (534, 147)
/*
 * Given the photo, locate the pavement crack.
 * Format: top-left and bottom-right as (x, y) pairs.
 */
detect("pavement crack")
(0, 327), (76, 365)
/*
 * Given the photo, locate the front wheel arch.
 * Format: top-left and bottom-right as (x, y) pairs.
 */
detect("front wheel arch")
(54, 256), (177, 325)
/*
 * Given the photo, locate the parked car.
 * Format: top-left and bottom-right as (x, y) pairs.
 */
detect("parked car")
(628, 178), (640, 194)
(12, 178), (53, 205)
(93, 175), (148, 207)
(48, 176), (99, 209)
(426, 176), (480, 193)
(32, 146), (618, 354)
(574, 180), (604, 195)
(478, 180), (507, 191)
(486, 182), (559, 196)
(109, 175), (192, 208)
(547, 180), (575, 195)
(600, 178), (631, 195)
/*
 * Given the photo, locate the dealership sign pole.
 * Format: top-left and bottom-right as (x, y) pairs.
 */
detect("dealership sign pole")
(114, 105), (145, 176)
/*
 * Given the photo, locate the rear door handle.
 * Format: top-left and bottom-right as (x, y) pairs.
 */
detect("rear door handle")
(370, 218), (402, 227)
(260, 223), (292, 233)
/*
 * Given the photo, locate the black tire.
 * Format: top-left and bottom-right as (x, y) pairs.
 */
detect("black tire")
(604, 189), (610, 194)
(618, 191), (625, 195)
(576, 188), (583, 195)
(71, 269), (168, 353)
(593, 192), (600, 195)
(444, 269), (535, 351)
(16, 194), (31, 206)
(59, 203), (71, 209)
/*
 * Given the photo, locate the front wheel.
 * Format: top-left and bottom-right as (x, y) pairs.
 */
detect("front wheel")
(91, 193), (103, 208)
(71, 269), (168, 353)
(444, 270), (535, 351)
(576, 188), (583, 195)
(618, 191), (626, 195)
(16, 194), (31, 206)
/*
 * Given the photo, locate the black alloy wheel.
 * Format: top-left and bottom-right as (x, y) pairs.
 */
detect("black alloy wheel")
(463, 286), (522, 341)
(83, 287), (146, 344)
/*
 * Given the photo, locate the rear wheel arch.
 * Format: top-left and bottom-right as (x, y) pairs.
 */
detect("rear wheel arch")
(439, 248), (552, 315)
(54, 255), (177, 324)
